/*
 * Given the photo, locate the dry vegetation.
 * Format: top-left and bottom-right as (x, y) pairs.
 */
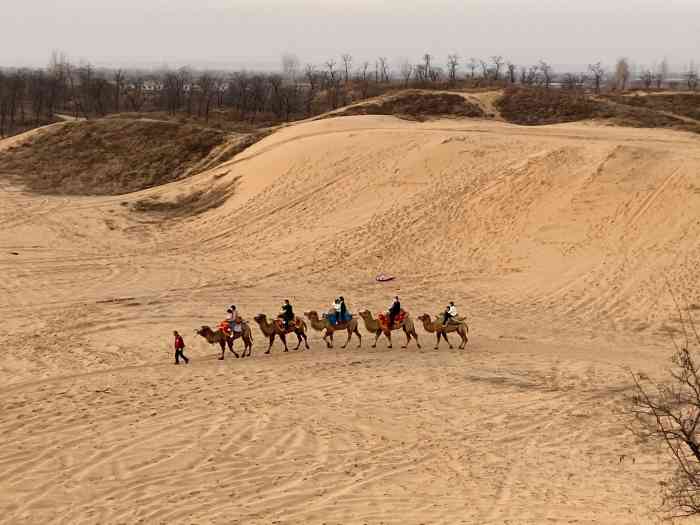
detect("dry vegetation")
(602, 93), (700, 122)
(495, 86), (597, 124)
(496, 86), (700, 133)
(0, 118), (230, 195)
(331, 90), (485, 121)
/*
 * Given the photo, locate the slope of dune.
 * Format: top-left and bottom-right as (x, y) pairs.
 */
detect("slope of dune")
(0, 118), (247, 195)
(1, 115), (699, 524)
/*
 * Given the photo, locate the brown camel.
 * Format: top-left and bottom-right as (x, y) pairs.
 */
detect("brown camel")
(304, 310), (362, 349)
(358, 310), (421, 349)
(417, 314), (469, 350)
(195, 323), (254, 359)
(253, 314), (310, 354)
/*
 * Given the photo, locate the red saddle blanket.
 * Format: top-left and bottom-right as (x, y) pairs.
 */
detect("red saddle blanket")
(377, 310), (407, 330)
(219, 318), (244, 335)
(275, 317), (303, 330)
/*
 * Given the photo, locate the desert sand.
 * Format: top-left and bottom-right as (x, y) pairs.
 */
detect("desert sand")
(2, 114), (699, 523)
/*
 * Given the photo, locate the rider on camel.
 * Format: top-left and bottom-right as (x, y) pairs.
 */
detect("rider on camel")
(443, 301), (457, 326)
(338, 296), (348, 323)
(388, 296), (401, 329)
(280, 299), (294, 329)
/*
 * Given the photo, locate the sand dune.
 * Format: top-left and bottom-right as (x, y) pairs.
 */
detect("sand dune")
(1, 115), (698, 523)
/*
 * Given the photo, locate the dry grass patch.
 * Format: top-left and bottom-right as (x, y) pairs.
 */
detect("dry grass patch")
(497, 87), (700, 133)
(0, 118), (230, 195)
(331, 90), (485, 121)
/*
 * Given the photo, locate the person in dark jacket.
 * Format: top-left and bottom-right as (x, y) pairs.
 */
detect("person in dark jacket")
(338, 296), (348, 323)
(280, 299), (294, 329)
(173, 330), (189, 365)
(388, 296), (401, 328)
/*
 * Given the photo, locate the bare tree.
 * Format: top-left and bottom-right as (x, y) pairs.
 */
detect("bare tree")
(113, 69), (124, 113)
(685, 62), (699, 91)
(341, 54), (353, 83)
(197, 72), (218, 121)
(125, 76), (145, 113)
(640, 68), (654, 89)
(447, 54), (460, 84)
(656, 58), (669, 89)
(588, 62), (605, 94)
(538, 61), (553, 89)
(378, 57), (391, 83)
(466, 58), (479, 80)
(479, 60), (490, 80)
(615, 58), (631, 91)
(303, 64), (320, 115)
(398, 59), (413, 87)
(506, 62), (517, 84)
(631, 297), (700, 518)
(423, 54), (432, 82)
(491, 56), (504, 81)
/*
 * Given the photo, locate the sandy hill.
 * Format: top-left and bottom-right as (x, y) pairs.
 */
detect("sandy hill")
(0, 118), (261, 195)
(1, 112), (699, 523)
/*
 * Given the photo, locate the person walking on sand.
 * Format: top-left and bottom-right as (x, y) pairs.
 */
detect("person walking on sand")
(173, 330), (189, 365)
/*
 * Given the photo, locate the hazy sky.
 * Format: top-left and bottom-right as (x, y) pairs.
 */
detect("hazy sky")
(2, 0), (699, 71)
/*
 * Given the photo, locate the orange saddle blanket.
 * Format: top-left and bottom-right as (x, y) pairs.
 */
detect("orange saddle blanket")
(377, 310), (407, 330)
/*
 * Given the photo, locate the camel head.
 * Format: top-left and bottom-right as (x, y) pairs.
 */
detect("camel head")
(304, 310), (319, 321)
(358, 309), (373, 320)
(417, 314), (431, 323)
(196, 326), (209, 335)
(253, 313), (268, 324)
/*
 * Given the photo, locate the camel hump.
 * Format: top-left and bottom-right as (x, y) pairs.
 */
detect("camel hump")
(274, 317), (304, 330)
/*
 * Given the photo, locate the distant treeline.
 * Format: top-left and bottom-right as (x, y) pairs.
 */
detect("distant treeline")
(1, 51), (697, 137)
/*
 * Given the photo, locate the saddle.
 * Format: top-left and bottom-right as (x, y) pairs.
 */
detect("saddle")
(378, 309), (407, 330)
(219, 317), (245, 335)
(436, 315), (465, 328)
(275, 317), (303, 331)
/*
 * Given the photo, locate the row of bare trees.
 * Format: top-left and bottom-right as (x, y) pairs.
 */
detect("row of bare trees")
(2, 51), (698, 137)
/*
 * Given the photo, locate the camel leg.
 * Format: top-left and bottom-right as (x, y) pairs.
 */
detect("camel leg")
(434, 332), (441, 350)
(219, 341), (225, 360)
(385, 330), (393, 349)
(372, 330), (381, 348)
(265, 334), (275, 354)
(414, 330), (421, 349)
(402, 327), (410, 349)
(459, 328), (468, 349)
(444, 332), (453, 349)
(281, 333), (290, 352)
(341, 328), (352, 349)
(324, 330), (333, 349)
(228, 337), (240, 359)
(292, 331), (303, 350)
(355, 328), (362, 348)
(302, 331), (310, 349)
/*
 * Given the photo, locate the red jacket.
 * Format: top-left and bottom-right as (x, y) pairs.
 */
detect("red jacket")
(174, 335), (185, 349)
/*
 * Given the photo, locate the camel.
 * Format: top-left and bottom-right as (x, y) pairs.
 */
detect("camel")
(195, 323), (254, 359)
(358, 310), (421, 349)
(417, 314), (469, 350)
(253, 314), (310, 354)
(304, 310), (362, 349)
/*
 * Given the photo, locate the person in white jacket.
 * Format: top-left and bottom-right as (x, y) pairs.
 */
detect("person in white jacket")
(443, 301), (457, 326)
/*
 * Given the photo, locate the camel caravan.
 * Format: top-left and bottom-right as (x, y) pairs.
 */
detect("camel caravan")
(185, 296), (469, 363)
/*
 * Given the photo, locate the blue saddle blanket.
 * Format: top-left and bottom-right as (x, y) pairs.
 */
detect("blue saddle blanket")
(325, 311), (353, 324)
